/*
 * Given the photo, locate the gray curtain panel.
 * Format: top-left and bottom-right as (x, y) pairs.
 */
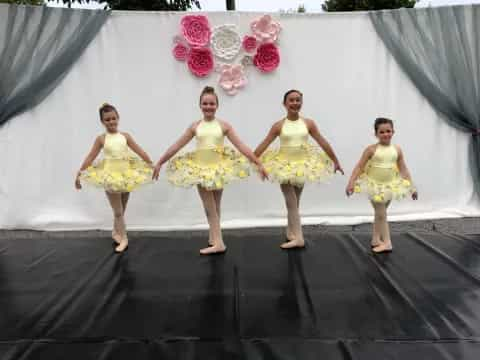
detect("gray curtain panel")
(370, 5), (480, 192)
(0, 4), (109, 125)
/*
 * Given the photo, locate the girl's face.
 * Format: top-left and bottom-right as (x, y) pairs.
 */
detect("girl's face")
(200, 94), (218, 119)
(376, 123), (394, 144)
(101, 110), (119, 133)
(284, 92), (303, 116)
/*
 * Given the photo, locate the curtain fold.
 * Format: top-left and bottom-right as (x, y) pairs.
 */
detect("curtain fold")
(370, 5), (480, 192)
(0, 4), (109, 125)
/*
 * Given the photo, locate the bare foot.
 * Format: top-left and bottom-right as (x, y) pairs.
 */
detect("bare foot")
(112, 231), (122, 244)
(115, 239), (128, 253)
(372, 243), (392, 253)
(280, 240), (305, 249)
(200, 244), (226, 255)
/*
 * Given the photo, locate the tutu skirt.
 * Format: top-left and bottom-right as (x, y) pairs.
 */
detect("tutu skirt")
(81, 157), (153, 193)
(354, 163), (415, 203)
(260, 144), (334, 187)
(167, 146), (250, 190)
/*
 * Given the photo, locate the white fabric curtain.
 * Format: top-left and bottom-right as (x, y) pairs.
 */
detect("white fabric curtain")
(0, 9), (478, 231)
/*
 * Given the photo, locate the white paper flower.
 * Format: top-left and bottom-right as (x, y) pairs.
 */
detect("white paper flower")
(210, 24), (242, 61)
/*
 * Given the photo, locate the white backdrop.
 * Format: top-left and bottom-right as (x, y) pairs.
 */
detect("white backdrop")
(0, 9), (478, 230)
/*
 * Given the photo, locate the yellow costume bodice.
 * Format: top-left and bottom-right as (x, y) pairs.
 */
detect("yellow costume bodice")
(366, 144), (398, 183)
(104, 132), (128, 160)
(195, 119), (224, 165)
(166, 118), (249, 190)
(278, 118), (309, 161)
(280, 118), (309, 148)
(81, 132), (153, 193)
(196, 119), (224, 150)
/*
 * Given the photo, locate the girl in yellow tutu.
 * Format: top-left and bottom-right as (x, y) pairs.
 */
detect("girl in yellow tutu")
(152, 86), (268, 255)
(254, 89), (344, 249)
(346, 117), (418, 253)
(75, 103), (153, 252)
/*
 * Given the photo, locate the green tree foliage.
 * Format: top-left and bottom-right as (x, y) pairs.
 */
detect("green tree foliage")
(322, 0), (417, 12)
(0, 0), (44, 5)
(50, 0), (201, 10)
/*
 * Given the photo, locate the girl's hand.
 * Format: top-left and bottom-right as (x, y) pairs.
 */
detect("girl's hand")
(75, 174), (82, 190)
(152, 163), (162, 180)
(258, 164), (269, 181)
(345, 183), (354, 197)
(412, 191), (418, 200)
(334, 162), (344, 175)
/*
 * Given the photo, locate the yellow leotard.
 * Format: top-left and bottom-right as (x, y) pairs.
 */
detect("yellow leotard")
(366, 144), (398, 183)
(167, 119), (250, 190)
(194, 119), (225, 165)
(81, 132), (152, 193)
(261, 118), (334, 187)
(355, 144), (415, 203)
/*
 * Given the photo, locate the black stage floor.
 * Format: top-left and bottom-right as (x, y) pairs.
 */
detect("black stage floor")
(1, 222), (480, 359)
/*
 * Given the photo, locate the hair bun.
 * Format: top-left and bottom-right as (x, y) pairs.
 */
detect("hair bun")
(201, 86), (215, 94)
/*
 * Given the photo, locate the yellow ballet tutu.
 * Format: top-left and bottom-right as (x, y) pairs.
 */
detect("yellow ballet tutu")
(261, 144), (334, 187)
(167, 146), (250, 190)
(80, 157), (153, 193)
(354, 163), (415, 203)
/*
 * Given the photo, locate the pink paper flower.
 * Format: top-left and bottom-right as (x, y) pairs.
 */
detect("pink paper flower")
(172, 43), (189, 61)
(242, 35), (257, 53)
(253, 43), (280, 73)
(218, 64), (247, 95)
(181, 15), (211, 47)
(187, 47), (214, 77)
(250, 15), (281, 43)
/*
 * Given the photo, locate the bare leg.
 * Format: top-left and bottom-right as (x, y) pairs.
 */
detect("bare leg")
(372, 201), (392, 253)
(209, 189), (223, 246)
(197, 186), (226, 255)
(280, 184), (304, 249)
(112, 192), (130, 243)
(106, 192), (128, 253)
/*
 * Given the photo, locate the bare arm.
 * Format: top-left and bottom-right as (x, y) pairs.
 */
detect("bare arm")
(152, 123), (196, 180)
(124, 133), (152, 164)
(396, 146), (412, 181)
(223, 121), (268, 179)
(346, 145), (375, 195)
(155, 124), (195, 167)
(396, 145), (418, 199)
(75, 136), (103, 189)
(223, 121), (261, 165)
(307, 119), (339, 163)
(78, 136), (103, 173)
(307, 119), (343, 174)
(253, 121), (281, 157)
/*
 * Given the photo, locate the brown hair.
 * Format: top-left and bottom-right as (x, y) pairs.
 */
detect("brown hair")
(374, 117), (394, 133)
(199, 86), (219, 106)
(283, 89), (303, 104)
(98, 103), (119, 121)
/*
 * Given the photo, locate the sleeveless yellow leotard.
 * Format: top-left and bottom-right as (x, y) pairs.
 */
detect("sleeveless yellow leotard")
(194, 119), (224, 165)
(355, 144), (415, 203)
(81, 132), (152, 193)
(261, 118), (334, 187)
(167, 119), (250, 190)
